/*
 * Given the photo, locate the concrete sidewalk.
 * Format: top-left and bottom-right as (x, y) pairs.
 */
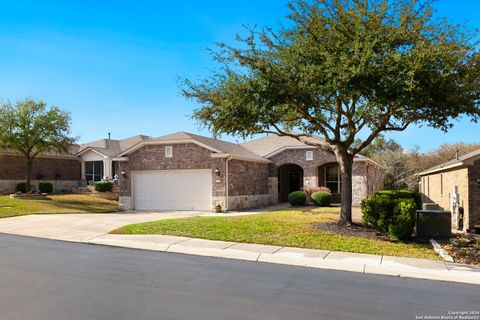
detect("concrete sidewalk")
(86, 233), (480, 285)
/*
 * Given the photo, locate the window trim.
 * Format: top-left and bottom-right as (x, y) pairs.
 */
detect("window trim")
(324, 164), (341, 194)
(306, 150), (313, 161)
(165, 146), (173, 158)
(84, 161), (103, 183)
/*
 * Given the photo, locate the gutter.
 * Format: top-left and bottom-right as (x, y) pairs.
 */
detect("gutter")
(225, 156), (232, 212)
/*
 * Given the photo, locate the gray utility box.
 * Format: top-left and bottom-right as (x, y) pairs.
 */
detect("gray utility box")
(416, 210), (451, 239)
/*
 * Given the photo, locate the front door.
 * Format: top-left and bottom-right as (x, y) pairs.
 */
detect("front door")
(289, 173), (301, 193)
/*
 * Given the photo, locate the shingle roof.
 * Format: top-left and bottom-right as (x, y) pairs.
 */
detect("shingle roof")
(241, 134), (326, 157)
(141, 131), (268, 162)
(418, 148), (480, 175)
(73, 131), (381, 166)
(77, 135), (150, 157)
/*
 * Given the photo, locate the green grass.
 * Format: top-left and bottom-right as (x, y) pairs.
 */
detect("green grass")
(113, 207), (438, 260)
(0, 194), (119, 218)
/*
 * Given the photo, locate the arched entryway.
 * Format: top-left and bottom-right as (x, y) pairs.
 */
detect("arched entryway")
(278, 164), (304, 202)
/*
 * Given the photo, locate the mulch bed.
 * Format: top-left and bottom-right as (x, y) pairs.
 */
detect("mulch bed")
(440, 235), (480, 265)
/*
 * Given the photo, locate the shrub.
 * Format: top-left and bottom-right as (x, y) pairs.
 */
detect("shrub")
(16, 182), (27, 193)
(94, 181), (113, 192)
(361, 194), (396, 234)
(361, 191), (418, 240)
(388, 199), (416, 240)
(302, 186), (331, 204)
(302, 186), (331, 195)
(311, 191), (332, 207)
(38, 182), (53, 193)
(372, 190), (422, 209)
(288, 191), (307, 206)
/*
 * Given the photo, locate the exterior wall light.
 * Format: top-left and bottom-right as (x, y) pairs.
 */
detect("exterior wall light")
(215, 168), (220, 176)
(476, 177), (480, 188)
(121, 169), (127, 178)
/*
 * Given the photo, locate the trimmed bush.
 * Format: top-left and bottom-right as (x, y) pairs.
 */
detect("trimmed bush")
(94, 181), (113, 192)
(288, 191), (307, 206)
(388, 199), (416, 240)
(361, 190), (419, 240)
(302, 186), (331, 204)
(372, 190), (422, 210)
(38, 182), (53, 193)
(311, 191), (332, 207)
(16, 182), (27, 193)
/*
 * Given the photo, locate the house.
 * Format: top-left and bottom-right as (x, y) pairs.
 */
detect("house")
(418, 150), (480, 231)
(0, 132), (384, 211)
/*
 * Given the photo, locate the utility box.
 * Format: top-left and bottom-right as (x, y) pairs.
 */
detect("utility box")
(416, 210), (451, 239)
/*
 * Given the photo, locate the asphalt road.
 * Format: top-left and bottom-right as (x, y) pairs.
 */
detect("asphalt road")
(0, 234), (478, 320)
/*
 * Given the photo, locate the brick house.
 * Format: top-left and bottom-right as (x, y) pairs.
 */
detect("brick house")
(0, 132), (384, 211)
(418, 150), (480, 231)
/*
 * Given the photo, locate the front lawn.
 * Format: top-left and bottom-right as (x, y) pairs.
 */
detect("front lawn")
(113, 207), (439, 260)
(0, 194), (119, 218)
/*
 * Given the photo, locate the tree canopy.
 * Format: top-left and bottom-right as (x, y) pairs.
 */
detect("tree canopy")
(0, 98), (76, 191)
(181, 0), (480, 224)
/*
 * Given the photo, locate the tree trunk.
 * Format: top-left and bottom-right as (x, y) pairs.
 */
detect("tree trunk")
(25, 157), (33, 192)
(334, 149), (354, 226)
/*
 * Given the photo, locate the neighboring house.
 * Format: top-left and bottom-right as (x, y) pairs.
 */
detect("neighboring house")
(418, 150), (480, 231)
(0, 147), (81, 194)
(0, 131), (384, 211)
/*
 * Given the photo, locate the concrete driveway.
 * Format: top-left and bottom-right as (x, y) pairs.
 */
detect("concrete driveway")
(0, 211), (204, 242)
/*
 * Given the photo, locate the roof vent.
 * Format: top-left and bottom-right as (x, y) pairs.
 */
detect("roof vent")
(455, 149), (459, 160)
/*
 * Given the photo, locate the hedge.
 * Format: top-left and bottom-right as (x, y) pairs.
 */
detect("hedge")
(38, 182), (53, 193)
(16, 182), (27, 193)
(288, 191), (307, 206)
(311, 191), (332, 207)
(372, 190), (422, 210)
(361, 190), (420, 240)
(94, 181), (113, 192)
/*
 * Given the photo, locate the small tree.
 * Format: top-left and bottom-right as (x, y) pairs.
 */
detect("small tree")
(0, 98), (76, 192)
(181, 0), (480, 225)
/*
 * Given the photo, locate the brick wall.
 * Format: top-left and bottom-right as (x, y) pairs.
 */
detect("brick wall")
(268, 148), (381, 205)
(0, 154), (81, 180)
(419, 167), (469, 230)
(268, 148), (337, 178)
(227, 160), (269, 196)
(467, 160), (480, 229)
(116, 143), (269, 198)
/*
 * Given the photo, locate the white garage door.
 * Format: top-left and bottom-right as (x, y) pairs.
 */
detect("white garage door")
(133, 170), (212, 211)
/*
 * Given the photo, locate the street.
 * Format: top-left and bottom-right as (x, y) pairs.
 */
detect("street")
(0, 233), (478, 320)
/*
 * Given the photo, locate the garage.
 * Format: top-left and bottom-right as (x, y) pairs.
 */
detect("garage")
(133, 169), (213, 211)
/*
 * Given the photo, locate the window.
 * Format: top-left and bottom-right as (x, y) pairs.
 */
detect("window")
(165, 146), (173, 158)
(325, 165), (341, 193)
(306, 151), (313, 161)
(85, 161), (103, 183)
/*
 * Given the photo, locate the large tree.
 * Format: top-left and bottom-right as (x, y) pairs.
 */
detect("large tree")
(181, 0), (480, 224)
(0, 98), (76, 192)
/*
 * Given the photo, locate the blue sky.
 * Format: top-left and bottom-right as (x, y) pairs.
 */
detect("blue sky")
(0, 0), (478, 151)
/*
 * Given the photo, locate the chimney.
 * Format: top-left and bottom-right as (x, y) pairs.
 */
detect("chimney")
(108, 132), (111, 140)
(456, 149), (459, 160)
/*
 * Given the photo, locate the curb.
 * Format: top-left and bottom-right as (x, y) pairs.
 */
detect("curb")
(430, 239), (454, 263)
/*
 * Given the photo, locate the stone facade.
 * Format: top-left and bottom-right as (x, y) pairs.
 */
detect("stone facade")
(115, 143), (270, 211)
(0, 154), (81, 194)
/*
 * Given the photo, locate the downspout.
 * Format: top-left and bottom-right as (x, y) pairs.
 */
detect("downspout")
(225, 156), (232, 212)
